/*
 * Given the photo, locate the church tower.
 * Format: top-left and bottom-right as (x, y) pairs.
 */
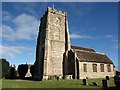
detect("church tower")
(34, 7), (71, 80)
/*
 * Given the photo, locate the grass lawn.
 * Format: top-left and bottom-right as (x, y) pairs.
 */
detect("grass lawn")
(2, 78), (115, 88)
(0, 79), (2, 89)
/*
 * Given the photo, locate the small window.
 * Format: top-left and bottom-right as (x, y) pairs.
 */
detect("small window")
(100, 64), (104, 72)
(93, 64), (97, 72)
(107, 64), (111, 72)
(83, 64), (87, 72)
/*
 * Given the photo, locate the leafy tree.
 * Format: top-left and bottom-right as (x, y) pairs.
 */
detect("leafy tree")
(116, 70), (120, 75)
(30, 65), (34, 77)
(9, 66), (17, 79)
(18, 64), (28, 79)
(0, 59), (10, 78)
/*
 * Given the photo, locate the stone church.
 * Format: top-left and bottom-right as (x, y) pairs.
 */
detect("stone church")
(33, 7), (115, 80)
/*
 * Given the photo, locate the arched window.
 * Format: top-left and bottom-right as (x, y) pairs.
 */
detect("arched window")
(100, 64), (104, 72)
(83, 64), (87, 72)
(55, 17), (61, 26)
(107, 64), (111, 72)
(93, 64), (97, 72)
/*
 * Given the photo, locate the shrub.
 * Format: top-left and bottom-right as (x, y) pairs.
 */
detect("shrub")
(30, 65), (34, 77)
(18, 64), (28, 79)
(0, 59), (10, 78)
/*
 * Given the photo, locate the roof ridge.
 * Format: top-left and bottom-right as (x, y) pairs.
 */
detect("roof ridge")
(71, 45), (93, 50)
(71, 46), (95, 52)
(76, 50), (105, 55)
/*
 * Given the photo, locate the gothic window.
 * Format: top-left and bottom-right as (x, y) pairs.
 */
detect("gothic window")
(53, 27), (60, 40)
(100, 64), (104, 72)
(83, 64), (87, 72)
(53, 17), (61, 27)
(55, 17), (61, 26)
(93, 64), (97, 72)
(107, 64), (111, 72)
(53, 17), (61, 40)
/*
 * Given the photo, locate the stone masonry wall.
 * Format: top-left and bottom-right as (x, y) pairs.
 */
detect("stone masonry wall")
(79, 62), (115, 79)
(43, 7), (66, 77)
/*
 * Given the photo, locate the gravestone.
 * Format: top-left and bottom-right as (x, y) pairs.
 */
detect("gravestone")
(90, 82), (98, 86)
(102, 79), (108, 87)
(56, 76), (59, 81)
(83, 79), (87, 85)
(114, 75), (120, 87)
(92, 82), (98, 86)
(106, 76), (110, 80)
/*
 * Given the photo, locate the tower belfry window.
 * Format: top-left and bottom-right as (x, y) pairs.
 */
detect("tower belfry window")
(55, 17), (61, 26)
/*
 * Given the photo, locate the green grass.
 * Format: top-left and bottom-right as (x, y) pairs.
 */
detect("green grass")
(0, 79), (2, 89)
(2, 78), (115, 88)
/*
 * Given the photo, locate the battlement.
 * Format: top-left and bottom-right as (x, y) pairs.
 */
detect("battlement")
(47, 7), (66, 16)
(41, 7), (67, 19)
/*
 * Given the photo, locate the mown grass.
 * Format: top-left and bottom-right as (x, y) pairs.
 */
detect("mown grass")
(2, 78), (115, 88)
(0, 79), (2, 89)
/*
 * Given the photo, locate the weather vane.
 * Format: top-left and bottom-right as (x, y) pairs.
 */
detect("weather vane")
(52, 4), (55, 10)
(91, 45), (92, 49)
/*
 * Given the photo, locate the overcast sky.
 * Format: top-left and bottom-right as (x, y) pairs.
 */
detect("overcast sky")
(1, 2), (118, 70)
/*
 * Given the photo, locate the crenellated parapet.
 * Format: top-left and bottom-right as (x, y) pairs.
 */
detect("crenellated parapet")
(47, 7), (66, 16)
